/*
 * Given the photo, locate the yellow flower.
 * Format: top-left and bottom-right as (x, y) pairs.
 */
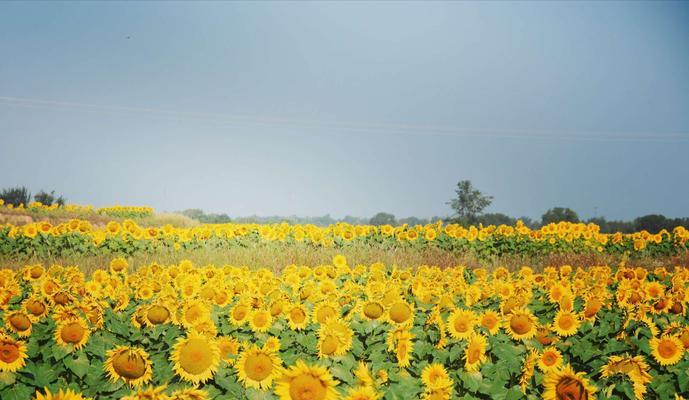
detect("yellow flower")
(4, 310), (33, 337)
(542, 364), (596, 400)
(274, 360), (339, 400)
(537, 347), (563, 372)
(249, 309), (273, 333)
(55, 318), (90, 350)
(464, 334), (487, 372)
(235, 344), (282, 390)
(170, 332), (220, 384)
(552, 310), (581, 337)
(447, 309), (477, 340)
(287, 304), (310, 330)
(478, 310), (501, 335)
(104, 346), (153, 387)
(344, 386), (379, 400)
(0, 334), (28, 372)
(504, 308), (537, 341)
(33, 388), (92, 400)
(650, 335), (684, 366)
(421, 363), (451, 390)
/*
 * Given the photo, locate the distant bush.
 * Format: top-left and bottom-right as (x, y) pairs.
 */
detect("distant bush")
(0, 186), (31, 207)
(33, 190), (66, 207)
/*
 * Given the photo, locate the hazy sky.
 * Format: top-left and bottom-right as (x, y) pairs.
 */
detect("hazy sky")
(1, 1), (688, 220)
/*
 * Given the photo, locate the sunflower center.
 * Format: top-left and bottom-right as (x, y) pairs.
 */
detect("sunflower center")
(26, 300), (46, 316)
(454, 318), (470, 333)
(234, 306), (248, 320)
(147, 305), (170, 324)
(389, 302), (411, 323)
(112, 352), (147, 379)
(555, 376), (588, 400)
(510, 315), (532, 335)
(658, 340), (678, 359)
(363, 303), (383, 319)
(0, 344), (20, 363)
(253, 312), (268, 327)
(543, 353), (557, 366)
(179, 338), (214, 374)
(9, 314), (32, 331)
(53, 292), (70, 305)
(290, 308), (306, 323)
(558, 314), (574, 330)
(61, 322), (85, 343)
(289, 374), (327, 400)
(245, 353), (273, 381)
(316, 306), (336, 324)
(185, 306), (202, 323)
(481, 315), (497, 329)
(467, 346), (482, 363)
(30, 267), (43, 279)
(320, 335), (339, 355)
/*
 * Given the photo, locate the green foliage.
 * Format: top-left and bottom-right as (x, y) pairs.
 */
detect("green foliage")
(447, 180), (493, 224)
(0, 186), (31, 207)
(541, 207), (580, 225)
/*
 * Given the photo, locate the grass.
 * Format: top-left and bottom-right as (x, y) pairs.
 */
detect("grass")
(1, 241), (682, 275)
(0, 208), (198, 228)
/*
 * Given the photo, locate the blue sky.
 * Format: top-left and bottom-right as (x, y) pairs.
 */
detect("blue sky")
(1, 1), (688, 220)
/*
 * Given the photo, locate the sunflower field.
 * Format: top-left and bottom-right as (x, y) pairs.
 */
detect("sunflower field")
(2, 219), (688, 261)
(0, 255), (688, 400)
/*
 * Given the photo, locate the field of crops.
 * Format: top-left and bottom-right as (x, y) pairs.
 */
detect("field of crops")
(0, 253), (688, 400)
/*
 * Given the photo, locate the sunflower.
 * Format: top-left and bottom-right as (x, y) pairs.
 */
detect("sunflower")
(421, 363), (451, 390)
(395, 337), (413, 368)
(317, 319), (353, 358)
(650, 335), (684, 366)
(354, 361), (374, 388)
(361, 301), (385, 321)
(169, 388), (208, 400)
(145, 304), (172, 326)
(235, 344), (282, 390)
(447, 309), (477, 340)
(33, 388), (92, 400)
(110, 257), (129, 274)
(387, 301), (414, 325)
(344, 386), (379, 400)
(178, 300), (211, 329)
(537, 347), (563, 372)
(313, 302), (339, 325)
(479, 310), (501, 335)
(287, 304), (310, 330)
(55, 318), (90, 350)
(552, 310), (581, 337)
(464, 334), (488, 372)
(0, 334), (27, 372)
(105, 346), (153, 387)
(249, 309), (273, 333)
(23, 296), (49, 320)
(274, 360), (339, 400)
(217, 336), (241, 365)
(229, 303), (250, 326)
(600, 355), (652, 400)
(120, 385), (169, 400)
(170, 332), (220, 384)
(4, 310), (33, 337)
(504, 308), (537, 341)
(542, 364), (596, 400)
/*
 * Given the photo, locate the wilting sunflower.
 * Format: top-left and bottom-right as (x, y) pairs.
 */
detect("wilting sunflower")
(600, 355), (652, 400)
(275, 360), (339, 400)
(552, 310), (581, 337)
(23, 296), (49, 320)
(542, 364), (597, 400)
(170, 332), (220, 384)
(504, 308), (537, 341)
(33, 388), (92, 400)
(537, 347), (563, 372)
(0, 334), (27, 372)
(464, 334), (488, 372)
(235, 344), (282, 390)
(55, 317), (90, 350)
(447, 309), (477, 340)
(4, 310), (33, 337)
(105, 346), (153, 387)
(650, 335), (684, 366)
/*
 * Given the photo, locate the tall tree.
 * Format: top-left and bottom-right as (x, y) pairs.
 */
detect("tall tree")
(541, 207), (580, 225)
(447, 180), (493, 224)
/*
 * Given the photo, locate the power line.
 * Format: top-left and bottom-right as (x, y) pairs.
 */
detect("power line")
(1, 95), (688, 142)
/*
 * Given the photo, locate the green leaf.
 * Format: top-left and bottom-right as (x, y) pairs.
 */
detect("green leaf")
(64, 352), (90, 379)
(0, 384), (34, 400)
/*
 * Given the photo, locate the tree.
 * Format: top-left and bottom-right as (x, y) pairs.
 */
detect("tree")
(447, 180), (493, 224)
(634, 214), (670, 233)
(476, 213), (515, 226)
(34, 190), (64, 206)
(369, 212), (396, 226)
(541, 207), (579, 225)
(0, 186), (31, 207)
